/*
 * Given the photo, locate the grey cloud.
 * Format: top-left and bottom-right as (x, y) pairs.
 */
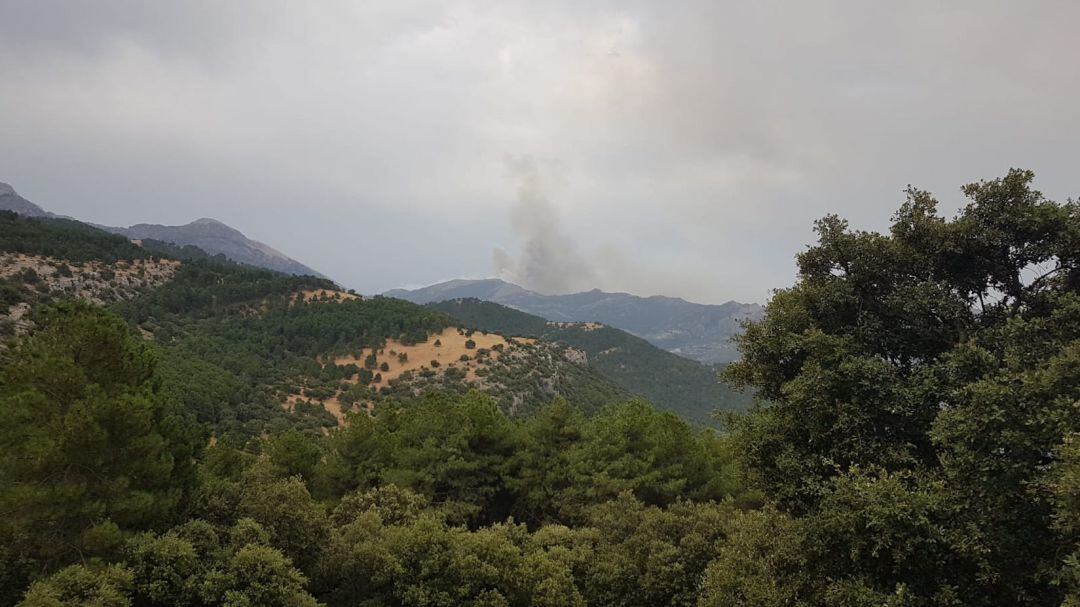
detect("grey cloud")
(0, 1), (1077, 303)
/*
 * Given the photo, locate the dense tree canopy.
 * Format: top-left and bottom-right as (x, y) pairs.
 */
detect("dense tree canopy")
(0, 303), (202, 604)
(724, 169), (1079, 605)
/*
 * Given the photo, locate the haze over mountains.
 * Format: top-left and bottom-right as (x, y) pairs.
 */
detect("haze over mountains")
(3, 179), (758, 364)
(99, 218), (325, 278)
(386, 278), (763, 365)
(0, 181), (323, 277)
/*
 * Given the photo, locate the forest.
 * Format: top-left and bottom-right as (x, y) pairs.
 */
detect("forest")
(0, 169), (1078, 606)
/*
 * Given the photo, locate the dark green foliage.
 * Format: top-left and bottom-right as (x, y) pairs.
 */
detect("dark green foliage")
(314, 394), (740, 528)
(4, 387), (740, 606)
(114, 259), (334, 321)
(429, 298), (753, 425)
(724, 170), (1080, 605)
(0, 303), (202, 596)
(19, 564), (134, 607)
(22, 518), (320, 607)
(112, 262), (453, 437)
(1052, 436), (1080, 606)
(138, 238), (229, 263)
(0, 211), (150, 262)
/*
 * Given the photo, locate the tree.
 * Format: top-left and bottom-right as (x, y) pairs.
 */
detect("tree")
(724, 170), (1080, 605)
(364, 352), (378, 369)
(0, 303), (200, 584)
(1051, 435), (1080, 607)
(266, 429), (321, 481)
(204, 544), (319, 607)
(698, 508), (809, 607)
(237, 467), (330, 574)
(19, 564), (134, 607)
(559, 400), (723, 521)
(508, 398), (585, 525)
(579, 495), (731, 607)
(380, 392), (517, 525)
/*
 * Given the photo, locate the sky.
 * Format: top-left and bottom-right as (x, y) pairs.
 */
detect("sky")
(1, 1), (1078, 304)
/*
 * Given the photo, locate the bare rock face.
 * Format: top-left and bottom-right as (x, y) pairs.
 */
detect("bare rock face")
(0, 183), (49, 217)
(102, 218), (326, 278)
(0, 253), (181, 337)
(563, 347), (588, 366)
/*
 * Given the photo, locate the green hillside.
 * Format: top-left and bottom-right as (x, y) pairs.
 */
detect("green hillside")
(0, 212), (627, 439)
(428, 298), (752, 424)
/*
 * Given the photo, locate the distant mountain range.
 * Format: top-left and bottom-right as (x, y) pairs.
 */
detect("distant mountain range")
(0, 181), (324, 278)
(0, 182), (50, 217)
(385, 278), (763, 365)
(2, 180), (761, 361)
(99, 218), (324, 278)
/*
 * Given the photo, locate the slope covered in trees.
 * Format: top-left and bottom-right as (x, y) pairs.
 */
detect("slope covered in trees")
(0, 213), (631, 437)
(429, 298), (752, 424)
(0, 303), (746, 606)
(0, 210), (152, 263)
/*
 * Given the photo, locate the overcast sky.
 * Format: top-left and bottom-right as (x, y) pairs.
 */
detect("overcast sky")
(1, 1), (1078, 303)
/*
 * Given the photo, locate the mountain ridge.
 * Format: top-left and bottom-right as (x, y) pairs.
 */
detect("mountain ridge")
(0, 182), (50, 218)
(0, 181), (326, 278)
(100, 217), (326, 278)
(386, 278), (763, 364)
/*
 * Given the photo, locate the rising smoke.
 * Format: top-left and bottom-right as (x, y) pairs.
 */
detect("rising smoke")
(493, 156), (598, 294)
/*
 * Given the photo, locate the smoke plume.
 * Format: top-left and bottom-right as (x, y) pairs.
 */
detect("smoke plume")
(493, 156), (597, 294)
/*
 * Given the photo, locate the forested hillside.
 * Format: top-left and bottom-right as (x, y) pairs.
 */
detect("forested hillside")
(429, 298), (752, 424)
(0, 212), (628, 438)
(1, 170), (1078, 606)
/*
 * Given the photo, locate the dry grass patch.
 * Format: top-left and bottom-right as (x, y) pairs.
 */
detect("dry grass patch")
(291, 289), (362, 306)
(282, 393), (352, 426)
(335, 326), (534, 386)
(281, 327), (537, 427)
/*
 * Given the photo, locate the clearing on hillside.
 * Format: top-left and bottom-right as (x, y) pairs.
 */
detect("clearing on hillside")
(291, 289), (362, 305)
(281, 326), (544, 425)
(335, 326), (535, 386)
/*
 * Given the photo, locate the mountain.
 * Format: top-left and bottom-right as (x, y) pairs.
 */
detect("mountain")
(101, 218), (325, 278)
(0, 211), (627, 431)
(0, 182), (49, 217)
(428, 298), (752, 424)
(386, 278), (763, 364)
(0, 180), (325, 278)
